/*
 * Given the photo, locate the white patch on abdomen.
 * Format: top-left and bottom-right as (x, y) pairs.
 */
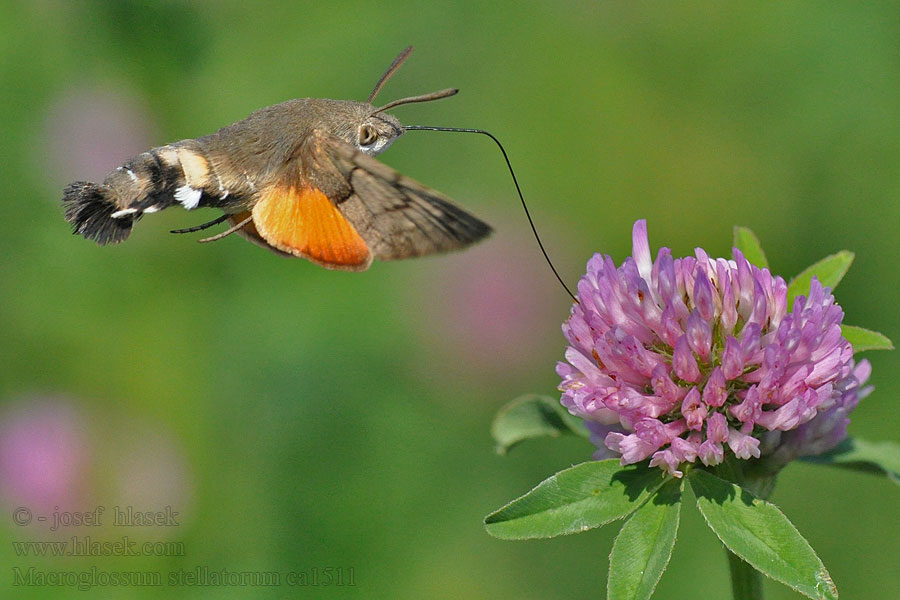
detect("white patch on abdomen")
(175, 185), (202, 210)
(111, 207), (138, 219)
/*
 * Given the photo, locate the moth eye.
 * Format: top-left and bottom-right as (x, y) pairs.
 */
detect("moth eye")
(358, 124), (378, 146)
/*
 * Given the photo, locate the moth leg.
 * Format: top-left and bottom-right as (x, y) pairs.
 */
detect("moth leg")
(198, 214), (253, 244)
(170, 214), (230, 234)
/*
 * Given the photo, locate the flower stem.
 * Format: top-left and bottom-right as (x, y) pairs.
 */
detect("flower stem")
(727, 549), (764, 600)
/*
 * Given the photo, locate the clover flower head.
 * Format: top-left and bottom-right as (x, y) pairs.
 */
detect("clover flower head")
(557, 220), (870, 476)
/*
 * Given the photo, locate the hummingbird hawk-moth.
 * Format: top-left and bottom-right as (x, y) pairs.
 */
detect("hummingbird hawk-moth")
(61, 46), (491, 271)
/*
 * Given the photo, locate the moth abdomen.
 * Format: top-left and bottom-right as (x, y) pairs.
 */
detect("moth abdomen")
(62, 139), (237, 245)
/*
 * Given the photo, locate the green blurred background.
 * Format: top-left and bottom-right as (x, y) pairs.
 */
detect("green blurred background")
(2, 1), (898, 598)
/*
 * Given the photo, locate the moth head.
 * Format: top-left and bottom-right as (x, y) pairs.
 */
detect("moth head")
(353, 111), (404, 156)
(307, 101), (404, 157)
(345, 87), (457, 157)
(347, 45), (458, 157)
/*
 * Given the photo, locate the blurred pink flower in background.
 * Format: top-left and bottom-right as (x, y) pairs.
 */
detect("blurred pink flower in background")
(41, 85), (157, 186)
(0, 397), (90, 514)
(0, 395), (192, 536)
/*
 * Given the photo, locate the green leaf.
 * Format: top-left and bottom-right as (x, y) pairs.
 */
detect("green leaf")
(484, 460), (665, 540)
(608, 477), (683, 600)
(802, 436), (900, 485)
(689, 469), (837, 600)
(840, 325), (894, 353)
(491, 394), (590, 454)
(733, 227), (769, 269)
(786, 251), (854, 308)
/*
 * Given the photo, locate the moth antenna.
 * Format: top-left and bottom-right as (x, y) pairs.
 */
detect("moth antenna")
(198, 214), (253, 243)
(372, 88), (459, 115)
(366, 45), (414, 104)
(170, 214), (230, 234)
(405, 125), (577, 303)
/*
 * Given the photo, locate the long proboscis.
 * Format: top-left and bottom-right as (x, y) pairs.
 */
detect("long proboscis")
(405, 125), (577, 303)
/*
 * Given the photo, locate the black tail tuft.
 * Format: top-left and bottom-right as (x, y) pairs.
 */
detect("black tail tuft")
(62, 182), (133, 245)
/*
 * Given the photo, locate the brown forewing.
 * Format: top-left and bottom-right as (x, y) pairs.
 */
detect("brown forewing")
(300, 131), (493, 261)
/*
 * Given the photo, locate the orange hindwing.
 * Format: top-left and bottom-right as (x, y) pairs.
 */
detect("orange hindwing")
(250, 184), (371, 270)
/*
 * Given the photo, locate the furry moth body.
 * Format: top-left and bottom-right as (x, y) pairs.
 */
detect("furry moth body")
(61, 47), (491, 271)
